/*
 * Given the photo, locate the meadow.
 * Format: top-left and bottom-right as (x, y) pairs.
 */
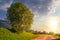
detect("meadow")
(0, 28), (36, 40)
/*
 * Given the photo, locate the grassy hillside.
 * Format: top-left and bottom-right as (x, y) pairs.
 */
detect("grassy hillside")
(0, 28), (36, 40)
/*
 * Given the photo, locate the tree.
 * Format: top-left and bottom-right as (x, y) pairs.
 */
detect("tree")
(42, 31), (47, 34)
(7, 2), (34, 33)
(48, 32), (54, 35)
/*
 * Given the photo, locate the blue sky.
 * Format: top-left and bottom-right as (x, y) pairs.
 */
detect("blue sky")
(0, 0), (60, 33)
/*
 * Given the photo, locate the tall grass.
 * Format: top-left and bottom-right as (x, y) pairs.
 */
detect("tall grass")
(0, 28), (36, 40)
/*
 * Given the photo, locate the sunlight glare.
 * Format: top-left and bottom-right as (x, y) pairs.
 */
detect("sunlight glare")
(48, 17), (58, 33)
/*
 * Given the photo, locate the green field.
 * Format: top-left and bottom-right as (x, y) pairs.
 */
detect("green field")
(0, 28), (36, 40)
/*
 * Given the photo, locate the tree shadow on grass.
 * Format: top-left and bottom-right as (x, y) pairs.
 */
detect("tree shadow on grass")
(6, 28), (16, 33)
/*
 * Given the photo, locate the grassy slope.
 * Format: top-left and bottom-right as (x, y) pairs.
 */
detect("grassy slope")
(0, 28), (36, 40)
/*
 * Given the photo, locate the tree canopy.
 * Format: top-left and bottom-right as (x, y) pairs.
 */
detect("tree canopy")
(7, 2), (34, 33)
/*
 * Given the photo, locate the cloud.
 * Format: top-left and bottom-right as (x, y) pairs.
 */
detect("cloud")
(0, 0), (13, 11)
(24, 0), (53, 15)
(17, 0), (60, 16)
(48, 0), (60, 15)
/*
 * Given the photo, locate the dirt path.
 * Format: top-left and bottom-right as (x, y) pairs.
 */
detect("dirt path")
(32, 34), (56, 40)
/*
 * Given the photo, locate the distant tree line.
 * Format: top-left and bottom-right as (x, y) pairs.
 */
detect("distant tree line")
(26, 30), (55, 35)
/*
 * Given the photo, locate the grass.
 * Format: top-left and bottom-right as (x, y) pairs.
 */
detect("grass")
(0, 28), (36, 40)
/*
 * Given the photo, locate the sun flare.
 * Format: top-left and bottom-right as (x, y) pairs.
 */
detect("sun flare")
(48, 17), (58, 33)
(49, 19), (57, 29)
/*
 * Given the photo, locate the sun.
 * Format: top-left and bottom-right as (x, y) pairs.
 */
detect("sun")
(48, 17), (58, 33)
(49, 19), (57, 30)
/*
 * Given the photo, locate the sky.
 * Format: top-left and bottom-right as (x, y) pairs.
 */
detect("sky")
(0, 0), (60, 33)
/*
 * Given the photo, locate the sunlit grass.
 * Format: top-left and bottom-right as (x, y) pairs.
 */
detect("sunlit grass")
(0, 28), (36, 40)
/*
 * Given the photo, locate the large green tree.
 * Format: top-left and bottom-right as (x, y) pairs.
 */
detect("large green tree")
(7, 2), (34, 33)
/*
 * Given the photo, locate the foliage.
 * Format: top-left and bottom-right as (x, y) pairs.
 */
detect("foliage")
(48, 32), (54, 35)
(55, 34), (60, 39)
(7, 2), (34, 33)
(0, 28), (36, 40)
(29, 30), (48, 34)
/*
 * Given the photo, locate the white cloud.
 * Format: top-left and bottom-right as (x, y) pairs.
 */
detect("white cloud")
(48, 0), (60, 15)
(0, 0), (13, 11)
(26, 0), (60, 16)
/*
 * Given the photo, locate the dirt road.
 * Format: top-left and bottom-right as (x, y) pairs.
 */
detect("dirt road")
(32, 34), (56, 40)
